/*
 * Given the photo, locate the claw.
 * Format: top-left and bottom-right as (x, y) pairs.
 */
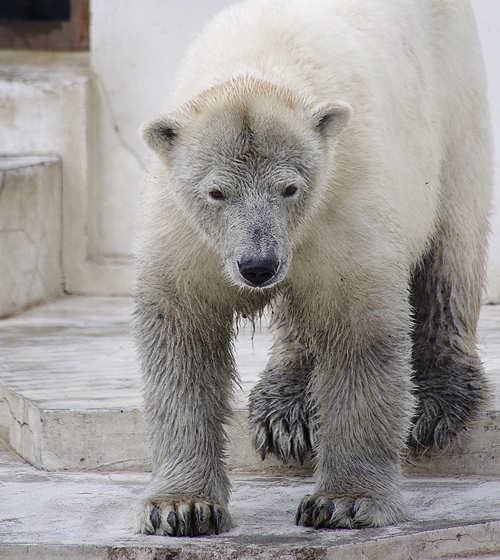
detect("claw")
(185, 511), (193, 537)
(176, 503), (192, 537)
(346, 501), (357, 519)
(326, 501), (336, 523)
(212, 504), (223, 535)
(295, 424), (311, 465)
(295, 508), (301, 526)
(254, 428), (268, 460)
(265, 421), (274, 455)
(150, 507), (160, 532)
(296, 495), (314, 526)
(312, 503), (323, 528)
(276, 432), (291, 462)
(195, 502), (211, 534)
(167, 510), (177, 533)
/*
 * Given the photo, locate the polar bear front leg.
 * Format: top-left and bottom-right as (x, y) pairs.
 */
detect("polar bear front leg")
(131, 301), (235, 536)
(296, 308), (414, 528)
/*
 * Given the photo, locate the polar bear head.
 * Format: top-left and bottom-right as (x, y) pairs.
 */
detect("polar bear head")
(141, 77), (351, 290)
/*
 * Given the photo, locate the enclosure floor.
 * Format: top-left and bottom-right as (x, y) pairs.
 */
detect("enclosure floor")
(0, 297), (500, 559)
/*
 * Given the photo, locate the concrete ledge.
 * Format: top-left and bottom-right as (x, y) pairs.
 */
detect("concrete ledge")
(0, 383), (150, 471)
(0, 68), (134, 297)
(0, 297), (499, 476)
(0, 156), (62, 318)
(0, 297), (150, 470)
(1, 522), (500, 560)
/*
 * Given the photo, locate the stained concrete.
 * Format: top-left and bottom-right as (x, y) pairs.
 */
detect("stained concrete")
(1, 438), (500, 560)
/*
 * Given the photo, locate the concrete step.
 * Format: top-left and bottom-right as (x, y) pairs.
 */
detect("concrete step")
(0, 64), (134, 297)
(0, 296), (499, 476)
(0, 156), (63, 318)
(1, 438), (500, 559)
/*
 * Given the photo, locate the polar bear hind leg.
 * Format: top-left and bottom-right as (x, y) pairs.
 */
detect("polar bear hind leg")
(408, 78), (492, 450)
(409, 225), (490, 450)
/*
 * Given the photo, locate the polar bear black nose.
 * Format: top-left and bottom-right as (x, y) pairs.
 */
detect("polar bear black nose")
(238, 256), (279, 287)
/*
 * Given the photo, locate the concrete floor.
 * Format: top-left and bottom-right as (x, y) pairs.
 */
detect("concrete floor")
(1, 297), (500, 559)
(1, 436), (500, 559)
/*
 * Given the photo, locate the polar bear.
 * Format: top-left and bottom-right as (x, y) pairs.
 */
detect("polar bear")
(132, 0), (491, 536)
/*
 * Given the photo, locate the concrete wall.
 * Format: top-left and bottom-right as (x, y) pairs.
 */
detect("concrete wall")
(89, 0), (235, 263)
(0, 156), (62, 316)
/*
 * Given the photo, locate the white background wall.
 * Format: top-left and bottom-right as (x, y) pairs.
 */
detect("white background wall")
(473, 0), (500, 301)
(89, 0), (500, 301)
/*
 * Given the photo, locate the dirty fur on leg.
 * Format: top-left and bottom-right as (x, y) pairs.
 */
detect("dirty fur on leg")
(409, 244), (489, 451)
(130, 299), (236, 536)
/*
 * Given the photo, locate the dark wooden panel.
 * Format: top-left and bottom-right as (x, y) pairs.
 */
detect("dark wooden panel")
(0, 0), (71, 22)
(0, 0), (88, 50)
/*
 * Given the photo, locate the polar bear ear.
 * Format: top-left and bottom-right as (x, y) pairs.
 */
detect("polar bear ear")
(310, 101), (353, 139)
(140, 114), (183, 154)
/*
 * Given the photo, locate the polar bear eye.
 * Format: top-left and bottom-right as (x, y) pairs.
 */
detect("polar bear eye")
(283, 185), (298, 197)
(209, 189), (224, 200)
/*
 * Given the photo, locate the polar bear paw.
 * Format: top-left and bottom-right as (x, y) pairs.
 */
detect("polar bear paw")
(249, 394), (314, 464)
(130, 497), (232, 536)
(408, 395), (466, 451)
(295, 493), (407, 529)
